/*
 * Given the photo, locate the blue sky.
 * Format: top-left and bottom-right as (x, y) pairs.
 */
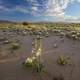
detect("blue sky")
(0, 0), (80, 22)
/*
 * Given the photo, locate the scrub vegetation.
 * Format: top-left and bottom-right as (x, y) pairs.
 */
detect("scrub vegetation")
(0, 22), (80, 80)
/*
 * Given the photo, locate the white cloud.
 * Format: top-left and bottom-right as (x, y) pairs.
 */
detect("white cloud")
(0, 0), (80, 16)
(44, 0), (70, 16)
(31, 6), (38, 11)
(51, 15), (80, 22)
(44, 0), (80, 16)
(43, 0), (80, 22)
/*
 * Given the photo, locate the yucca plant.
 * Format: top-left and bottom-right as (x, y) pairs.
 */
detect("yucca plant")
(23, 56), (44, 73)
(23, 36), (44, 73)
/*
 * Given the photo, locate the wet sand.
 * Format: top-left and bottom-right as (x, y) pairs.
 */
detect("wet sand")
(0, 30), (80, 80)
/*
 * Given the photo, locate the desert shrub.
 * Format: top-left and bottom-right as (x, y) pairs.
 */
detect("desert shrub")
(59, 32), (65, 37)
(57, 56), (72, 65)
(53, 29), (61, 34)
(23, 57), (44, 73)
(66, 32), (79, 40)
(70, 31), (76, 34)
(57, 56), (67, 65)
(22, 30), (27, 36)
(65, 33), (71, 39)
(76, 32), (80, 37)
(11, 43), (20, 50)
(71, 34), (78, 40)
(45, 32), (49, 37)
(22, 22), (29, 25)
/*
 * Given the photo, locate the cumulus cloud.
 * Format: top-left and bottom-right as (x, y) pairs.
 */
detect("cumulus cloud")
(44, 0), (80, 16)
(25, 0), (70, 16)
(43, 0), (80, 22)
(44, 0), (70, 16)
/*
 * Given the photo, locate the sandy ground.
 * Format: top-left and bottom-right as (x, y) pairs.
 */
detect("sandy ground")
(0, 29), (80, 80)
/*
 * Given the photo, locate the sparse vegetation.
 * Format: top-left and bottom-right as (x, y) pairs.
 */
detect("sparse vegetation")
(57, 56), (72, 65)
(0, 22), (80, 80)
(58, 56), (67, 65)
(10, 43), (20, 50)
(23, 57), (44, 73)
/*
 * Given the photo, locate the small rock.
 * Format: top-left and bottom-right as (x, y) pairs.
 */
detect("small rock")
(53, 43), (58, 48)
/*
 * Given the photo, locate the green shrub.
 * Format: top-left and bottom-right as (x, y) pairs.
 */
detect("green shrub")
(23, 57), (44, 73)
(57, 56), (67, 65)
(57, 56), (72, 66)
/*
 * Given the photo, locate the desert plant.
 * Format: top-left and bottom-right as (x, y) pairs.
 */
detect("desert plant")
(22, 22), (29, 25)
(71, 34), (78, 40)
(23, 57), (44, 73)
(57, 56), (72, 66)
(11, 43), (20, 50)
(57, 56), (67, 65)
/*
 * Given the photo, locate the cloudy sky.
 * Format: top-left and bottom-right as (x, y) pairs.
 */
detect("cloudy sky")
(0, 0), (80, 22)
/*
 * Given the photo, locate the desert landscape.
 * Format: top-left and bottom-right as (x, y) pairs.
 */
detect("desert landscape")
(0, 22), (80, 80)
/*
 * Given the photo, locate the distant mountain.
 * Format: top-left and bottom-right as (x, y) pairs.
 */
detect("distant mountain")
(0, 20), (16, 24)
(0, 20), (80, 24)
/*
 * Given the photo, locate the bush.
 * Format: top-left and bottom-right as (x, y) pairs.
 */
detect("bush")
(57, 56), (67, 65)
(11, 43), (20, 50)
(23, 57), (44, 73)
(22, 22), (29, 25)
(57, 56), (72, 66)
